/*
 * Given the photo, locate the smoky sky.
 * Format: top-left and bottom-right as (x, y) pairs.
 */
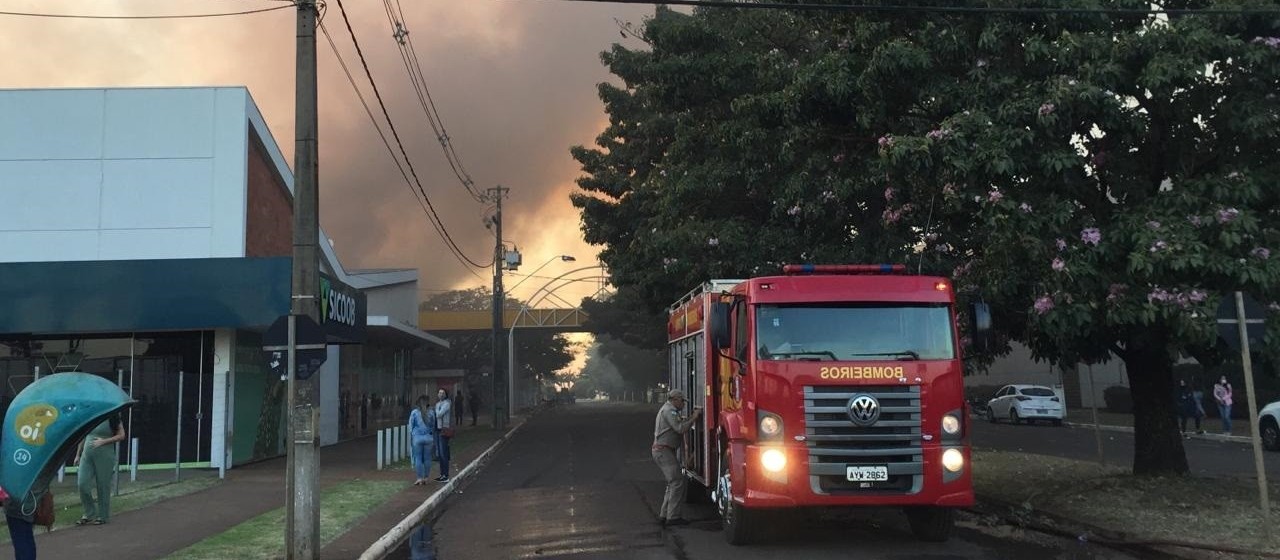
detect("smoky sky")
(0, 0), (650, 304)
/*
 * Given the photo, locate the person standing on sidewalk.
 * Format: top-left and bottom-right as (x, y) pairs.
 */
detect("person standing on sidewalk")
(409, 395), (437, 485)
(1176, 380), (1202, 435)
(74, 414), (125, 525)
(1214, 376), (1234, 435)
(454, 386), (466, 427)
(651, 389), (701, 527)
(435, 388), (453, 482)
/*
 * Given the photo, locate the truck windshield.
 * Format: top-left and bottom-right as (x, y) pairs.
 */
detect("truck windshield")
(755, 304), (955, 361)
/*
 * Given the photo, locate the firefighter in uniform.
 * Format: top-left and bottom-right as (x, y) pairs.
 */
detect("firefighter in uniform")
(652, 389), (701, 526)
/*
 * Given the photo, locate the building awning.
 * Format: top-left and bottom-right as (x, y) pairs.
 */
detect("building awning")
(366, 315), (449, 349)
(0, 258), (371, 345)
(0, 257), (292, 335)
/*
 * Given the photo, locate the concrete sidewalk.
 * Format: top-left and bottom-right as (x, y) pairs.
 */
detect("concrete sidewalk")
(9, 416), (521, 560)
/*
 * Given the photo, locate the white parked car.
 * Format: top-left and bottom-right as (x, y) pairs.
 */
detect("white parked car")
(986, 384), (1065, 425)
(1260, 400), (1280, 452)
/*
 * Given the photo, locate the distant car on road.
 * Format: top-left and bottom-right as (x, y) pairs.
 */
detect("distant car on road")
(1260, 400), (1280, 451)
(986, 384), (1065, 426)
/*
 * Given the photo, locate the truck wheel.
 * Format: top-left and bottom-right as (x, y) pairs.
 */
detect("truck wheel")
(1262, 418), (1280, 452)
(717, 446), (757, 545)
(906, 507), (955, 542)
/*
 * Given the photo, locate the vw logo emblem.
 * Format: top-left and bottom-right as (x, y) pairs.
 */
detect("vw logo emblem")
(847, 394), (881, 426)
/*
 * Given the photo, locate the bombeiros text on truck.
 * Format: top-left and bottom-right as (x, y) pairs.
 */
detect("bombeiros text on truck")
(666, 264), (991, 545)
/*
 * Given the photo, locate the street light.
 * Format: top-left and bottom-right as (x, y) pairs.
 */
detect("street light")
(500, 255), (575, 416)
(508, 255), (575, 296)
(506, 265), (608, 413)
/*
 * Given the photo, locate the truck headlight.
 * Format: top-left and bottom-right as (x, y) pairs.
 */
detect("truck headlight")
(758, 410), (783, 441)
(760, 415), (781, 436)
(942, 448), (965, 473)
(942, 414), (962, 437)
(761, 448), (787, 473)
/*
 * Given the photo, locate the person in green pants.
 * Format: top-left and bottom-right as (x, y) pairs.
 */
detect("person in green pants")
(73, 415), (124, 525)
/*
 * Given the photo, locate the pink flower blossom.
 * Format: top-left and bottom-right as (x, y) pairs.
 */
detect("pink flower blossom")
(1149, 240), (1168, 253)
(1019, 203), (1033, 213)
(1227, 171), (1243, 179)
(1270, 303), (1280, 313)
(1252, 247), (1271, 259)
(821, 190), (836, 202)
(878, 135), (895, 149)
(707, 237), (720, 247)
(832, 153), (845, 163)
(1189, 290), (1207, 303)
(1051, 257), (1066, 272)
(1081, 228), (1101, 246)
(988, 189), (1003, 203)
(926, 128), (952, 140)
(1253, 37), (1280, 48)
(884, 187), (895, 201)
(1147, 220), (1161, 230)
(1034, 296), (1054, 315)
(788, 204), (802, 217)
(1188, 215), (1203, 227)
(1055, 238), (1067, 251)
(882, 208), (901, 224)
(942, 183), (957, 196)
(1148, 288), (1172, 303)
(1217, 207), (1240, 224)
(1038, 103), (1055, 116)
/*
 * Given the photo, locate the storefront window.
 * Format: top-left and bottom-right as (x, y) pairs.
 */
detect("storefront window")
(0, 332), (214, 466)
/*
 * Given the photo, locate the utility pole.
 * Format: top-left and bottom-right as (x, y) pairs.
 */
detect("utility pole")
(489, 186), (509, 430)
(287, 0), (321, 557)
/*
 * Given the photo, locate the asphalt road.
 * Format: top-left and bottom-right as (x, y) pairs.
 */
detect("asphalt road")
(417, 402), (1138, 560)
(970, 415), (1280, 478)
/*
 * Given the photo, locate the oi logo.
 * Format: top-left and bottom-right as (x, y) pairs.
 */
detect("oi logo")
(14, 404), (58, 446)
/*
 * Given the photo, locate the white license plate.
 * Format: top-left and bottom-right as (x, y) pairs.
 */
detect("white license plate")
(846, 466), (889, 482)
(1037, 409), (1048, 414)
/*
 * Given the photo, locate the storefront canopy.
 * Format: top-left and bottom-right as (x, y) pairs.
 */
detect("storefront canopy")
(0, 257), (366, 343)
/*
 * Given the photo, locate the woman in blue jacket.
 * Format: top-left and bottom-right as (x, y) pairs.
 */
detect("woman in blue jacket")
(408, 395), (436, 485)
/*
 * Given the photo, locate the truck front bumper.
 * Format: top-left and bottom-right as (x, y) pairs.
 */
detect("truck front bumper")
(735, 443), (975, 509)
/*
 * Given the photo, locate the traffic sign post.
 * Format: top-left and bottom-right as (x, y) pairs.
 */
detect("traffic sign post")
(1217, 292), (1271, 528)
(264, 314), (327, 380)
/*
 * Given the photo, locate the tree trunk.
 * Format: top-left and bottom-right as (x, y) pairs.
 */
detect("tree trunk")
(1122, 333), (1189, 476)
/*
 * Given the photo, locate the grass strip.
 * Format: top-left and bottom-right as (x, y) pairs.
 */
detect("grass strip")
(164, 479), (406, 560)
(0, 476), (222, 543)
(973, 448), (1279, 555)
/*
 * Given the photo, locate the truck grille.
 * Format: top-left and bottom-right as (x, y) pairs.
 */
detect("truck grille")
(803, 385), (923, 495)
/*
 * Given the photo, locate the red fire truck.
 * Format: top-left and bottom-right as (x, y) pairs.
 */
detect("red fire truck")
(665, 264), (987, 544)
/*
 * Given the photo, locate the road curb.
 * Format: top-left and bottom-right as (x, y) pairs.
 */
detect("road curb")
(357, 413), (536, 560)
(1063, 421), (1252, 444)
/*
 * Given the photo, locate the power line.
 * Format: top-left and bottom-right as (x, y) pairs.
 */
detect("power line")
(328, 0), (495, 271)
(0, 4), (294, 19)
(380, 0), (487, 203)
(319, 22), (488, 282)
(517, 0), (1280, 15)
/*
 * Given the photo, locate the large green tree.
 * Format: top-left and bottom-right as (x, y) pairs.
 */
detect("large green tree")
(572, 2), (1280, 475)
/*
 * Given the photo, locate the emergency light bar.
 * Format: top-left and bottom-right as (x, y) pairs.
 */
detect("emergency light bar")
(782, 264), (906, 275)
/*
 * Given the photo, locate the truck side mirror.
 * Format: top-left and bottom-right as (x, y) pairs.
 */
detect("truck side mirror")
(710, 301), (731, 350)
(969, 302), (993, 351)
